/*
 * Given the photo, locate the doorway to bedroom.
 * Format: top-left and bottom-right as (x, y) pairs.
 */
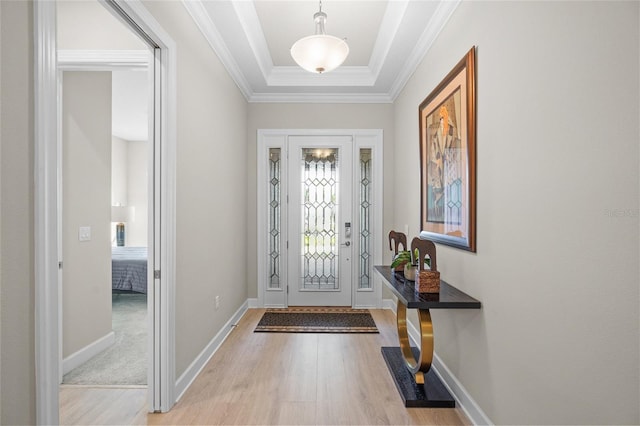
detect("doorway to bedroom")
(59, 69), (150, 388)
(57, 0), (151, 401)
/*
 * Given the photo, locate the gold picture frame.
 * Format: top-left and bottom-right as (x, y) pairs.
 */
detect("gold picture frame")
(419, 47), (476, 252)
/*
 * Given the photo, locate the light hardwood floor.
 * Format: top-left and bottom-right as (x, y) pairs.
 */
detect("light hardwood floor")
(60, 308), (470, 425)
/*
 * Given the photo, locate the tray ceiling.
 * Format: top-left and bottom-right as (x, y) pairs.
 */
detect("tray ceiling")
(183, 0), (460, 103)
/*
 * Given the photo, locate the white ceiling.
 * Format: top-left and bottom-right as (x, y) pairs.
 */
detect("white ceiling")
(112, 70), (148, 142)
(183, 0), (461, 103)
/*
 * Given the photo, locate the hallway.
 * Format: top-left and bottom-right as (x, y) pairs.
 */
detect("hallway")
(61, 309), (470, 425)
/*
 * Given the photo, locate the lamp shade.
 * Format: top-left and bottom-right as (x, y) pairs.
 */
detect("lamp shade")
(111, 205), (131, 223)
(290, 34), (349, 74)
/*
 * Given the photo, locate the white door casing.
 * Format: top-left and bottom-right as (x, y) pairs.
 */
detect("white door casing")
(35, 1), (177, 422)
(256, 129), (384, 310)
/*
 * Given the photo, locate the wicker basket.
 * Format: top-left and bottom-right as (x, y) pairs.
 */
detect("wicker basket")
(415, 270), (440, 293)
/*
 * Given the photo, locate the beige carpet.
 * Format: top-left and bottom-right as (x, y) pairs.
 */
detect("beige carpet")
(63, 293), (147, 385)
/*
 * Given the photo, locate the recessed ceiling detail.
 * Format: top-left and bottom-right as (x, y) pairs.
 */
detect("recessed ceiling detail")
(182, 0), (460, 103)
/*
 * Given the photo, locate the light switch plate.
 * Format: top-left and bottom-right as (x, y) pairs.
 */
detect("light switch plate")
(79, 226), (91, 242)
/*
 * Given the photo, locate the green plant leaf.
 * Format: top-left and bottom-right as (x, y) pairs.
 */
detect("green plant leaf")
(390, 251), (411, 269)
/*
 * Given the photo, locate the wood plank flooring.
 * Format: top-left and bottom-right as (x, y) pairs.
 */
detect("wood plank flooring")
(60, 308), (470, 425)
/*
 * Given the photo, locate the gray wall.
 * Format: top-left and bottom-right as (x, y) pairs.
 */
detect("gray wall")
(0, 1), (36, 424)
(247, 103), (395, 299)
(393, 1), (639, 424)
(111, 136), (148, 247)
(126, 140), (148, 247)
(142, 0), (249, 378)
(56, 0), (145, 50)
(62, 71), (113, 358)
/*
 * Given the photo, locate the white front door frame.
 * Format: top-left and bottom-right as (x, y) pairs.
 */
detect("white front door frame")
(256, 129), (384, 310)
(34, 1), (177, 423)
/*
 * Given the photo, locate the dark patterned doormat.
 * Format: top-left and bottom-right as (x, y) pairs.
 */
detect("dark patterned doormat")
(254, 307), (379, 333)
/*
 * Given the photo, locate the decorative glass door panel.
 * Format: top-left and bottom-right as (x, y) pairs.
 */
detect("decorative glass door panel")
(288, 136), (352, 306)
(301, 148), (339, 290)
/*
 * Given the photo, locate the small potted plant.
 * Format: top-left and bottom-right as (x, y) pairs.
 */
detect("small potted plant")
(391, 249), (431, 281)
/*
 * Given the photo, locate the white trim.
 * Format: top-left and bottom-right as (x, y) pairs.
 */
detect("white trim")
(57, 49), (149, 70)
(368, 0), (409, 79)
(352, 130), (384, 308)
(388, 0), (461, 100)
(174, 301), (249, 401)
(266, 66), (375, 87)
(107, 0), (178, 412)
(35, 0), (60, 423)
(231, 0), (273, 80)
(62, 332), (115, 375)
(382, 298), (396, 311)
(432, 353), (494, 426)
(249, 92), (393, 104)
(256, 133), (288, 308)
(247, 298), (259, 309)
(181, 0), (252, 100)
(57, 62), (65, 387)
(385, 299), (492, 426)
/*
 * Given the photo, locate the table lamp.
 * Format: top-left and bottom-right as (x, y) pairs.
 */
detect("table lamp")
(111, 205), (130, 247)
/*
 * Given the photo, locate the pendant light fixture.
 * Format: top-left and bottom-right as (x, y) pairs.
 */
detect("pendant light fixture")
(290, 0), (349, 74)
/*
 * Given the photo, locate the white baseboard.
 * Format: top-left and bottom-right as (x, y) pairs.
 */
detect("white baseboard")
(174, 300), (249, 401)
(385, 298), (492, 425)
(62, 331), (115, 375)
(432, 352), (493, 425)
(383, 298), (396, 311)
(247, 298), (258, 308)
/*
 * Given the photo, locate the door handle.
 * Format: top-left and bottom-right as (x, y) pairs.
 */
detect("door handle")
(341, 241), (351, 247)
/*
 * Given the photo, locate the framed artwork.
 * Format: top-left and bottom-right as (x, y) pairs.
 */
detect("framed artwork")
(419, 47), (476, 252)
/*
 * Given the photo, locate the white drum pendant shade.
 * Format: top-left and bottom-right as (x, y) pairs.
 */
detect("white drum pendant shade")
(290, 1), (349, 74)
(291, 34), (349, 74)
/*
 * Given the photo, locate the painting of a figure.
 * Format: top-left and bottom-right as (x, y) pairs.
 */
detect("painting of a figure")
(425, 90), (462, 225)
(419, 47), (476, 252)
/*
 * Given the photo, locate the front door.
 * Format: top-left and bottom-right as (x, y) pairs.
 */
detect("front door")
(287, 136), (353, 306)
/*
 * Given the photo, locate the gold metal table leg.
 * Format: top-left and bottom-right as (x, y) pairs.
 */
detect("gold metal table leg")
(396, 300), (433, 385)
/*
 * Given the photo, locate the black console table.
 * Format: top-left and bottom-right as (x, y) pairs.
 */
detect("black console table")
(374, 265), (481, 407)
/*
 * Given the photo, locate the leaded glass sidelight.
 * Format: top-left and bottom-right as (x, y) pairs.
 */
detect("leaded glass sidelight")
(268, 148), (281, 290)
(300, 148), (339, 290)
(359, 149), (372, 289)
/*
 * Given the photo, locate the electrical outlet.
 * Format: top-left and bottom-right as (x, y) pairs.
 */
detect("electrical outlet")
(215, 295), (220, 310)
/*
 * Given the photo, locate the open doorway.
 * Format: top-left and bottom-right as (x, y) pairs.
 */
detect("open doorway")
(36, 0), (176, 421)
(55, 0), (155, 421)
(59, 69), (150, 388)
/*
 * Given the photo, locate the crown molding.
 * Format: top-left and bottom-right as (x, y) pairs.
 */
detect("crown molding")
(182, 0), (461, 104)
(234, 0), (407, 89)
(368, 0), (409, 79)
(57, 49), (150, 70)
(388, 0), (461, 101)
(267, 66), (376, 87)
(249, 91), (393, 104)
(182, 0), (252, 100)
(231, 0), (274, 81)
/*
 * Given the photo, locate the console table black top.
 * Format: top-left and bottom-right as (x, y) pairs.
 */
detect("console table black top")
(374, 266), (481, 309)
